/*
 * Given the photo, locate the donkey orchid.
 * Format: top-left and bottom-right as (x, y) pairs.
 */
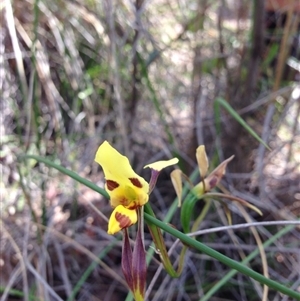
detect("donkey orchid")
(95, 141), (178, 301)
(95, 140), (178, 234)
(171, 145), (262, 233)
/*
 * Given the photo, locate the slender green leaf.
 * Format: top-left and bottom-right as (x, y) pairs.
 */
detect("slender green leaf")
(215, 97), (271, 150)
(181, 192), (203, 233)
(18, 154), (109, 199)
(0, 286), (39, 301)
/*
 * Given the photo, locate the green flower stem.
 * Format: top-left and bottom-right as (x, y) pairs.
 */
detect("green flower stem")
(144, 213), (300, 300)
(144, 203), (179, 277)
(19, 155), (109, 198)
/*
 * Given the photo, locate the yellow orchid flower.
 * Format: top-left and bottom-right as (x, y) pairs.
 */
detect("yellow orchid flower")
(95, 141), (178, 301)
(95, 141), (178, 234)
(171, 145), (262, 233)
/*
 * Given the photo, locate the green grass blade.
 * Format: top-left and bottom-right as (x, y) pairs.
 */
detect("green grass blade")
(0, 287), (39, 301)
(18, 154), (108, 198)
(215, 97), (271, 150)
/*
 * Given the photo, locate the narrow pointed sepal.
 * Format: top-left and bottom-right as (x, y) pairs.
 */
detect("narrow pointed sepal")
(122, 228), (134, 292)
(196, 145), (209, 179)
(144, 158), (179, 172)
(145, 158), (179, 194)
(204, 192), (263, 216)
(170, 169), (183, 207)
(203, 155), (234, 191)
(147, 169), (160, 195)
(132, 208), (147, 301)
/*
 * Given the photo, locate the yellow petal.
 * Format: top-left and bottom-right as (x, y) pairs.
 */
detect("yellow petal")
(144, 158), (179, 171)
(95, 141), (146, 185)
(196, 145), (208, 178)
(95, 141), (149, 208)
(170, 169), (183, 207)
(108, 205), (138, 235)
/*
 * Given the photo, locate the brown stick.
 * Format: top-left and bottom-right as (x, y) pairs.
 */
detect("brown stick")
(273, 0), (297, 91)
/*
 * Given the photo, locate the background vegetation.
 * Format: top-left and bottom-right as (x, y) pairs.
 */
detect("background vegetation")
(1, 0), (300, 300)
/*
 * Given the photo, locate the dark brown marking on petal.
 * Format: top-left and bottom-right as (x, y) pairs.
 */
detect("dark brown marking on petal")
(119, 197), (130, 206)
(208, 177), (218, 189)
(127, 202), (139, 210)
(106, 180), (119, 191)
(115, 212), (132, 229)
(129, 177), (143, 188)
